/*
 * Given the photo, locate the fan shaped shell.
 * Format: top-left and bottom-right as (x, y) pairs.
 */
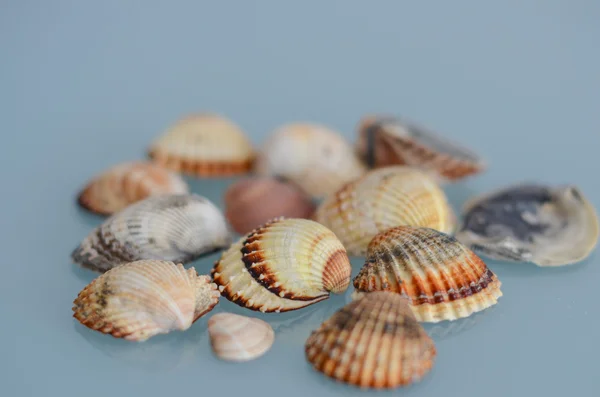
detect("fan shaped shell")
(208, 313), (274, 362)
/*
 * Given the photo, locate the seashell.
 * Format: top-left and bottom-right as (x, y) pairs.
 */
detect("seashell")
(212, 217), (352, 312)
(455, 183), (599, 266)
(352, 226), (502, 322)
(72, 260), (220, 341)
(254, 123), (366, 198)
(77, 162), (189, 215)
(224, 177), (316, 235)
(208, 313), (274, 362)
(356, 115), (485, 182)
(148, 114), (255, 177)
(314, 166), (456, 256)
(72, 194), (232, 272)
(305, 291), (436, 389)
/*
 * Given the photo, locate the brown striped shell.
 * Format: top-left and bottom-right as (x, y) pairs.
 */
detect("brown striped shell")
(208, 313), (274, 362)
(211, 218), (352, 312)
(305, 291), (436, 389)
(352, 226), (502, 322)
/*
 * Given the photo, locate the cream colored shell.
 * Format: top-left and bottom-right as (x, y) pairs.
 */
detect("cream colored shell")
(208, 313), (274, 362)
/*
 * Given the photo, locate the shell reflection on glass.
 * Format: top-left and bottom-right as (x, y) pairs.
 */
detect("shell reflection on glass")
(72, 260), (220, 342)
(254, 123), (366, 198)
(352, 226), (502, 322)
(208, 313), (275, 362)
(212, 218), (352, 312)
(305, 291), (436, 389)
(72, 194), (232, 272)
(314, 166), (456, 256)
(456, 183), (599, 266)
(77, 162), (189, 216)
(148, 114), (255, 177)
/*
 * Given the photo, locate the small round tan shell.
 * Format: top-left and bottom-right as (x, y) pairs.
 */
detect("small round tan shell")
(305, 291), (436, 389)
(77, 162), (189, 215)
(314, 166), (456, 256)
(148, 114), (254, 177)
(212, 218), (352, 313)
(254, 123), (366, 198)
(208, 313), (274, 362)
(72, 260), (220, 342)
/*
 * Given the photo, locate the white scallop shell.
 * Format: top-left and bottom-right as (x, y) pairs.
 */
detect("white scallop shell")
(208, 313), (274, 362)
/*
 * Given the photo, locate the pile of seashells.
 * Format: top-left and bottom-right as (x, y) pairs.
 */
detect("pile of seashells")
(71, 113), (599, 389)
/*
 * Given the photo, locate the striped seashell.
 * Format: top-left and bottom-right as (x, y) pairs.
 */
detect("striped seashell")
(208, 313), (274, 362)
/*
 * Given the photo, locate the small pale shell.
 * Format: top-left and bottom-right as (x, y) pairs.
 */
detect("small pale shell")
(72, 260), (220, 342)
(77, 162), (189, 215)
(208, 313), (274, 362)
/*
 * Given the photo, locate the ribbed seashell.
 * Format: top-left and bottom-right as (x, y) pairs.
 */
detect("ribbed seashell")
(72, 260), (220, 341)
(208, 313), (274, 362)
(456, 183), (599, 266)
(148, 114), (255, 177)
(314, 166), (456, 256)
(305, 291), (436, 389)
(224, 177), (316, 235)
(72, 194), (232, 272)
(356, 115), (485, 182)
(212, 218), (352, 313)
(352, 226), (502, 322)
(254, 123), (366, 198)
(77, 162), (189, 215)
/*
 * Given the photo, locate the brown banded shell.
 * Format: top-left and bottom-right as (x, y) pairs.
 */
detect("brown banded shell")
(72, 260), (220, 342)
(77, 162), (189, 215)
(148, 114), (254, 177)
(305, 291), (436, 389)
(254, 123), (366, 198)
(208, 313), (274, 362)
(353, 226), (502, 322)
(211, 218), (352, 312)
(72, 194), (232, 272)
(314, 166), (456, 256)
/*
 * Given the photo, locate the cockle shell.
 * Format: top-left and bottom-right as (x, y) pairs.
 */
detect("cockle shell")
(224, 177), (316, 235)
(208, 313), (274, 362)
(456, 183), (599, 266)
(254, 123), (366, 198)
(148, 114), (255, 177)
(77, 162), (189, 215)
(314, 166), (456, 256)
(212, 218), (352, 312)
(352, 226), (502, 322)
(305, 291), (436, 389)
(72, 194), (232, 272)
(72, 260), (220, 341)
(356, 115), (485, 182)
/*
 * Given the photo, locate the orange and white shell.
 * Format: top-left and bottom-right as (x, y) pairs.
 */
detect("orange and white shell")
(208, 313), (274, 362)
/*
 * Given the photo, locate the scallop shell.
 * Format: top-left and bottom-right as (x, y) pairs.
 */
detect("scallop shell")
(77, 162), (189, 215)
(72, 260), (220, 341)
(455, 183), (599, 266)
(352, 226), (502, 322)
(212, 218), (352, 312)
(356, 115), (485, 182)
(314, 166), (456, 256)
(208, 313), (274, 362)
(305, 291), (436, 389)
(72, 194), (232, 272)
(148, 114), (254, 177)
(254, 123), (366, 198)
(224, 177), (316, 235)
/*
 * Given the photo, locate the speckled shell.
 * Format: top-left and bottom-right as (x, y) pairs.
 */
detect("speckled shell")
(148, 114), (254, 177)
(456, 184), (599, 266)
(72, 194), (232, 272)
(305, 291), (436, 389)
(352, 226), (502, 322)
(208, 313), (274, 362)
(212, 218), (352, 312)
(356, 115), (485, 182)
(72, 260), (220, 341)
(254, 123), (366, 198)
(77, 162), (189, 215)
(224, 177), (316, 235)
(314, 166), (456, 256)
